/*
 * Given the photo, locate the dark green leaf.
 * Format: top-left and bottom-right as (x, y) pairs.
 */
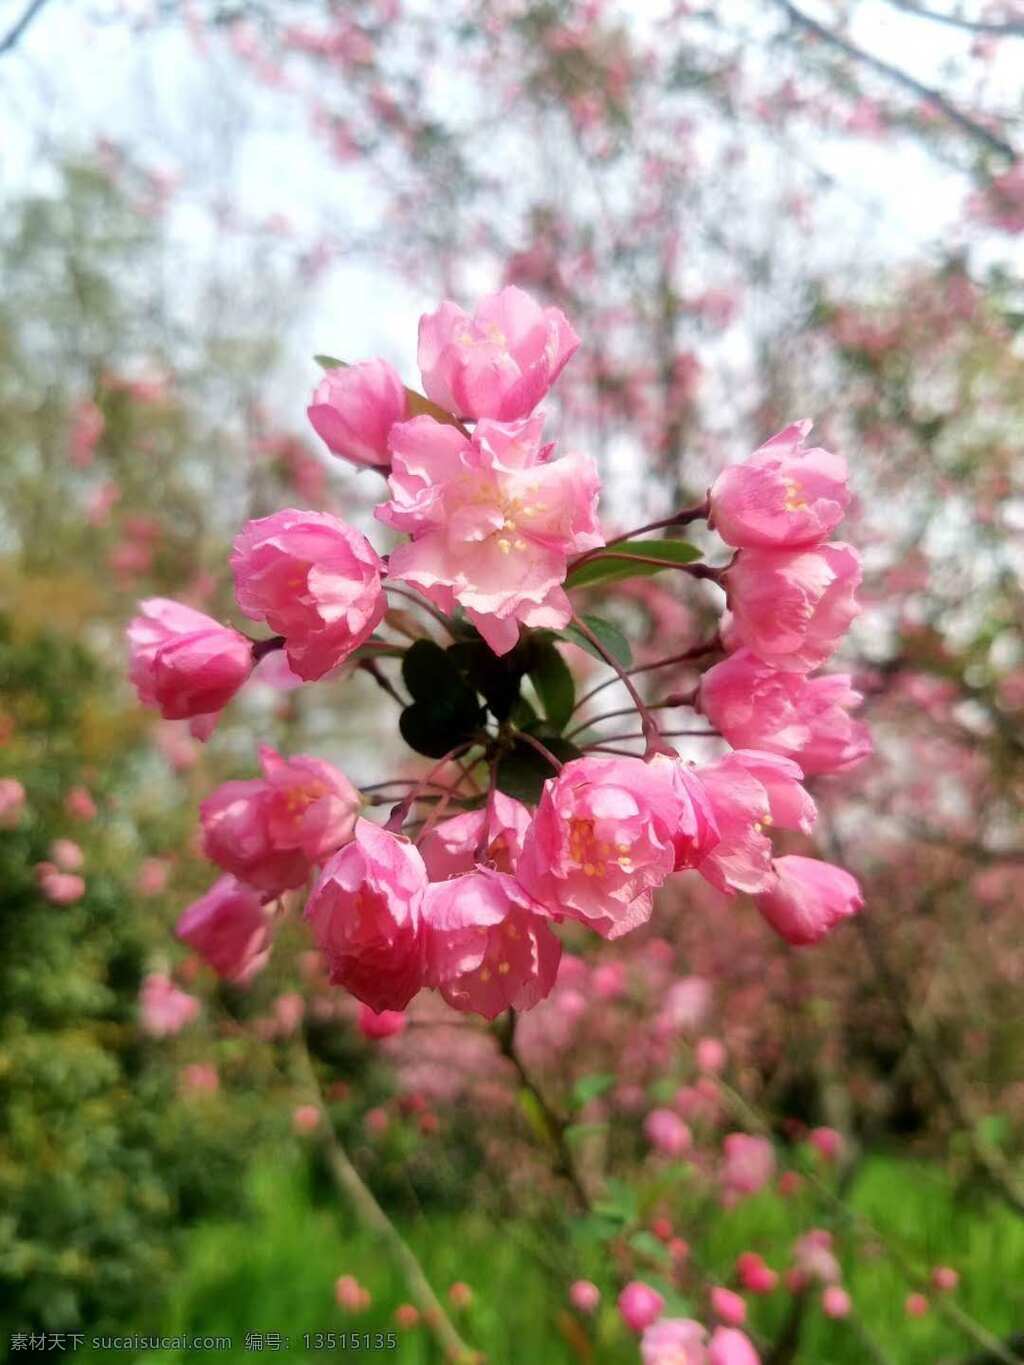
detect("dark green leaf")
(314, 354), (344, 369)
(628, 1231), (672, 1265)
(559, 614), (633, 668)
(565, 538), (702, 590)
(398, 692), (483, 759)
(494, 735), (581, 804)
(402, 639), (457, 701)
(528, 638), (575, 732)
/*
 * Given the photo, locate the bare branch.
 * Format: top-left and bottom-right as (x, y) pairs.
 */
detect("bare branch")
(885, 0), (1024, 37)
(0, 0), (51, 57)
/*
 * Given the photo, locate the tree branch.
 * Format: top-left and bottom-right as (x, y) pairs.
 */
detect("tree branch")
(884, 0), (1024, 38)
(0, 0), (50, 56)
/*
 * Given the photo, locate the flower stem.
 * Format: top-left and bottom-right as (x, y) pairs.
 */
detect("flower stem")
(569, 613), (669, 759)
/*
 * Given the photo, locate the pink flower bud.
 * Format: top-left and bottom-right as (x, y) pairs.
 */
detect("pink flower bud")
(708, 1326), (761, 1365)
(39, 871), (86, 905)
(394, 1304), (420, 1329)
(136, 858), (170, 896)
(569, 1280), (601, 1314)
(0, 777), (26, 828)
(736, 1253), (778, 1295)
(65, 786), (97, 822)
(931, 1266), (959, 1293)
(697, 1038), (727, 1075)
(721, 1134), (775, 1202)
(755, 856), (862, 946)
(139, 972), (200, 1036)
(128, 598), (253, 734)
(357, 1003), (407, 1040)
(335, 1275), (370, 1312)
(808, 1127), (844, 1162)
(640, 1318), (706, 1364)
(618, 1281), (665, 1334)
(905, 1293), (929, 1318)
(176, 875), (272, 983)
(307, 359), (407, 468)
(821, 1286), (851, 1319)
(418, 286), (579, 421)
(644, 1108), (692, 1158)
(231, 510), (385, 680)
(292, 1104), (321, 1134)
(448, 1282), (473, 1309)
(50, 839), (84, 871)
(710, 421), (850, 550)
(711, 1287), (747, 1326)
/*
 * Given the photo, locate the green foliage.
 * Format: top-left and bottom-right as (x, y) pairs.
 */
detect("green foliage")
(564, 539), (702, 590)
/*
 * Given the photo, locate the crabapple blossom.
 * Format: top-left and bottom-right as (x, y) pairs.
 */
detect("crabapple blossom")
(175, 875), (272, 983)
(793, 1229), (841, 1285)
(127, 598), (253, 737)
(38, 870), (86, 905)
(307, 358), (407, 468)
(179, 1062), (219, 1098)
(721, 1134), (776, 1202)
(708, 1327), (761, 1365)
(569, 1280), (601, 1313)
(305, 820), (427, 1012)
(418, 791), (531, 881)
(380, 414), (602, 655)
(618, 1281), (665, 1333)
(139, 972), (200, 1036)
(822, 1286), (852, 1319)
(0, 777), (26, 827)
(932, 1266), (959, 1293)
(754, 856), (863, 946)
(709, 421), (850, 550)
(49, 839), (84, 871)
(699, 650), (872, 776)
(422, 869), (561, 1018)
(231, 509), (385, 680)
(417, 286), (579, 421)
(696, 1038), (727, 1074)
(710, 1287), (746, 1326)
(736, 1253), (778, 1295)
(357, 1003), (407, 1039)
(644, 1108), (692, 1157)
(136, 857), (170, 896)
(724, 542), (862, 673)
(448, 1281), (473, 1309)
(64, 786), (98, 821)
(394, 1304), (420, 1330)
(293, 1104), (321, 1133)
(808, 1126), (844, 1162)
(905, 1293), (929, 1318)
(640, 1318), (707, 1365)
(691, 753), (775, 897)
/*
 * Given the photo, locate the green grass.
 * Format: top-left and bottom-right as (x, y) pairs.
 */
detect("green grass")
(85, 1153), (1024, 1364)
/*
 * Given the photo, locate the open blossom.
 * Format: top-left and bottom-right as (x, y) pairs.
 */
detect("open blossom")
(307, 358), (408, 468)
(418, 286), (579, 421)
(139, 972), (200, 1036)
(755, 856), (862, 946)
(699, 650), (872, 776)
(641, 1318), (707, 1365)
(176, 875), (272, 983)
(380, 414), (602, 655)
(305, 820), (426, 1012)
(231, 509), (385, 680)
(419, 792), (531, 881)
(422, 869), (561, 1018)
(127, 598), (253, 737)
(517, 755), (696, 939)
(708, 1328), (761, 1365)
(725, 543), (862, 673)
(721, 1133), (776, 1202)
(619, 1281), (665, 1334)
(710, 421), (850, 549)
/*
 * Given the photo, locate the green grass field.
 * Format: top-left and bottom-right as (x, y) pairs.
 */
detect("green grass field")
(93, 1153), (1022, 1364)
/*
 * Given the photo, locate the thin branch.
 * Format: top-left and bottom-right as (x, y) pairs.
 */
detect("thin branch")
(774, 0), (1017, 160)
(884, 0), (1024, 37)
(0, 0), (51, 57)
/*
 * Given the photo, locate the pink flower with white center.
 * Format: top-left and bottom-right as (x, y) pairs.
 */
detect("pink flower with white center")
(721, 1133), (776, 1203)
(755, 856), (862, 946)
(699, 650), (872, 777)
(50, 839), (84, 871)
(710, 421), (850, 550)
(304, 819), (427, 1013)
(0, 777), (26, 828)
(380, 414), (603, 655)
(307, 358), (408, 468)
(644, 1108), (692, 1158)
(516, 755), (687, 940)
(569, 1281), (601, 1314)
(822, 1286), (852, 1319)
(422, 868), (561, 1019)
(708, 1328), (761, 1365)
(139, 972), (200, 1036)
(176, 875), (272, 983)
(231, 509), (385, 680)
(724, 543), (862, 673)
(127, 598), (253, 738)
(418, 286), (580, 421)
(793, 1229), (841, 1285)
(419, 791), (531, 881)
(710, 1288), (746, 1327)
(640, 1318), (707, 1364)
(619, 1281), (665, 1334)
(357, 1003), (407, 1040)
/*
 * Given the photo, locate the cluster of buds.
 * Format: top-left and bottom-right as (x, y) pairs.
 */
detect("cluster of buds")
(127, 284), (870, 1019)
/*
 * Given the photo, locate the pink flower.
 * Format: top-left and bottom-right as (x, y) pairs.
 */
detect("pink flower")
(179, 1062), (219, 1097)
(128, 598), (253, 736)
(357, 1003), (407, 1039)
(422, 869), (561, 1018)
(931, 1266), (959, 1293)
(710, 421), (850, 550)
(808, 1126), (843, 1162)
(905, 1293), (929, 1318)
(293, 1104), (321, 1133)
(697, 1038), (727, 1074)
(641, 1319), (708, 1365)
(419, 791), (531, 881)
(394, 1304), (420, 1329)
(721, 1134), (776, 1202)
(725, 543), (862, 673)
(708, 1327), (761, 1365)
(755, 856), (862, 946)
(139, 972), (200, 1036)
(176, 875), (272, 983)
(645, 1108), (692, 1157)
(304, 819), (427, 1012)
(136, 858), (170, 896)
(711, 1288), (746, 1326)
(307, 358), (408, 468)
(0, 777), (26, 828)
(569, 1280), (601, 1314)
(274, 993), (305, 1035)
(516, 755), (690, 939)
(418, 286), (579, 421)
(201, 779), (307, 894)
(448, 1281), (473, 1309)
(50, 839), (84, 871)
(65, 786), (98, 822)
(335, 1275), (371, 1312)
(821, 1286), (852, 1319)
(381, 415), (602, 655)
(38, 871), (86, 905)
(699, 650), (872, 776)
(69, 399), (105, 468)
(619, 1281), (665, 1334)
(736, 1253), (778, 1295)
(793, 1229), (841, 1285)
(231, 509), (385, 680)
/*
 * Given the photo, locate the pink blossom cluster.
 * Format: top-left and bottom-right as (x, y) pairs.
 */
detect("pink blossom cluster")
(126, 286), (868, 1025)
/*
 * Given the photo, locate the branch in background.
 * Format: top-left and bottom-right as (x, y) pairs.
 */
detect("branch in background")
(773, 0), (1018, 161)
(0, 0), (50, 57)
(295, 1036), (481, 1364)
(884, 0), (1024, 37)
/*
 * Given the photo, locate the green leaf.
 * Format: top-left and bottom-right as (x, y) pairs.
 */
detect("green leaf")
(558, 614), (633, 668)
(447, 637), (528, 722)
(398, 693), (483, 759)
(314, 353), (344, 369)
(564, 1122), (609, 1145)
(494, 735), (581, 804)
(571, 1073), (616, 1110)
(517, 1088), (556, 1147)
(528, 638), (575, 732)
(402, 639), (456, 701)
(593, 1177), (638, 1226)
(628, 1231), (671, 1266)
(565, 538), (702, 590)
